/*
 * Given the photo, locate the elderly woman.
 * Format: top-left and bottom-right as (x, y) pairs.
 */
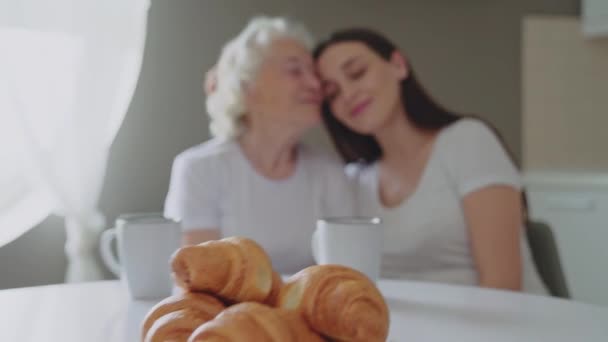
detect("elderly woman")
(164, 17), (354, 274)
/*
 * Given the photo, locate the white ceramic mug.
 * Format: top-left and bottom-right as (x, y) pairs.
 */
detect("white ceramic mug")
(99, 213), (181, 299)
(312, 217), (383, 281)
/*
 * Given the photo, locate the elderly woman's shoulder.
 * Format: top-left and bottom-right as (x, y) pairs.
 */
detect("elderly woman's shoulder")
(173, 138), (238, 169)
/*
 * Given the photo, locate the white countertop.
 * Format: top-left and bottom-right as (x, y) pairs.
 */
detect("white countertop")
(0, 280), (607, 341)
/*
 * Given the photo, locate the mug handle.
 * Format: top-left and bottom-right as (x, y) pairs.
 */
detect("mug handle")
(100, 228), (121, 277)
(311, 228), (320, 264)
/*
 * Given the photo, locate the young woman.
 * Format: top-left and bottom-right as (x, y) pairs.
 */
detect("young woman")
(314, 28), (546, 294)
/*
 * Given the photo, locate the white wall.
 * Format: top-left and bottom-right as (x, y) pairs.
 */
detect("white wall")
(0, 0), (579, 289)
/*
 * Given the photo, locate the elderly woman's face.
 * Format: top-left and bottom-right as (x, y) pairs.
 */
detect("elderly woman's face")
(245, 38), (322, 133)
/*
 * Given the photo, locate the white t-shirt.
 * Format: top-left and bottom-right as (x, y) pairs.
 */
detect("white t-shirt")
(164, 138), (355, 274)
(350, 119), (547, 295)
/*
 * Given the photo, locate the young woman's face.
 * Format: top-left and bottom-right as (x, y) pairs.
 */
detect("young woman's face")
(245, 38), (322, 134)
(316, 42), (408, 135)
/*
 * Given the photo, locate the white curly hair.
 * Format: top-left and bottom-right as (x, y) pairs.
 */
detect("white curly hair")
(206, 16), (314, 139)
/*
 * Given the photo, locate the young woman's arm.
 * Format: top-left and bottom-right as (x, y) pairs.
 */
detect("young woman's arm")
(463, 185), (523, 291)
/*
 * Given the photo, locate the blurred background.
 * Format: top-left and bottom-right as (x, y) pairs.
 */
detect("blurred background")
(2, 0), (607, 306)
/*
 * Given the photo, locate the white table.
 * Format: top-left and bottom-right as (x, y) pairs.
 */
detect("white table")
(0, 280), (607, 341)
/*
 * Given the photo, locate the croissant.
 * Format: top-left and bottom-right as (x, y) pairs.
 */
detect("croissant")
(277, 265), (389, 342)
(145, 309), (212, 342)
(171, 237), (274, 303)
(276, 308), (327, 342)
(263, 271), (283, 306)
(188, 302), (324, 342)
(141, 292), (225, 341)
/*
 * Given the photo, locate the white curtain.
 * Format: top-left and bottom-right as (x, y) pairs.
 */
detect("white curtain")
(0, 0), (150, 282)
